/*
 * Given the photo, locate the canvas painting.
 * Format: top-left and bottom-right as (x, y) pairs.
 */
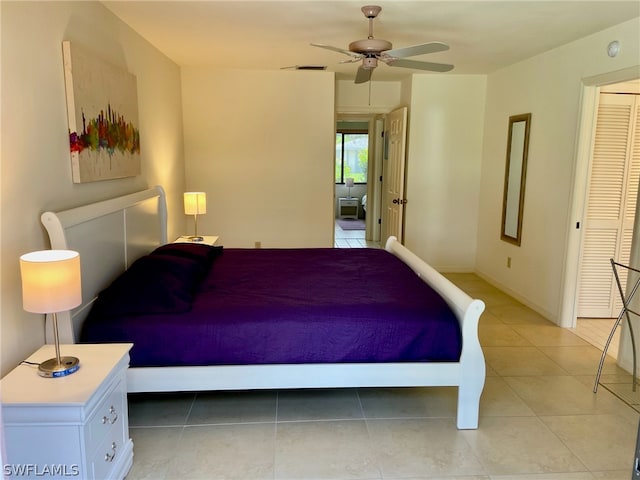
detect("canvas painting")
(62, 41), (140, 183)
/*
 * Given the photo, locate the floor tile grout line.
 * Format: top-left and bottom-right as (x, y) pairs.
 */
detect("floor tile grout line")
(134, 414), (469, 429)
(272, 391), (279, 480)
(184, 391), (197, 424)
(355, 389), (382, 479)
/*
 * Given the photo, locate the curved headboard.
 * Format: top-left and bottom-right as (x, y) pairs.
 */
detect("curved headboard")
(41, 186), (168, 343)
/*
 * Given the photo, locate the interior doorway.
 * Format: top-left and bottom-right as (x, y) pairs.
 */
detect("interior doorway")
(334, 114), (383, 248)
(562, 71), (640, 369)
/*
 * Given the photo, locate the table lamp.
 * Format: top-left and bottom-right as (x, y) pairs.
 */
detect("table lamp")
(345, 178), (355, 198)
(19, 250), (82, 378)
(184, 192), (207, 241)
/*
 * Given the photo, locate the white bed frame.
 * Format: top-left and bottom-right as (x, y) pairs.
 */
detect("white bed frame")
(41, 186), (486, 429)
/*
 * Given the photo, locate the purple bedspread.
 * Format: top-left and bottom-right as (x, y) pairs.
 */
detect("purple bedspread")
(81, 247), (462, 367)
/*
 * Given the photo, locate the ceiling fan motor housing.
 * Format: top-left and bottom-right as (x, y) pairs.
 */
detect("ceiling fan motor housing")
(349, 38), (392, 54)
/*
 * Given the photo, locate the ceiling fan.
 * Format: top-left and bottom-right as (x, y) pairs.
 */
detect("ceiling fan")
(312, 5), (454, 83)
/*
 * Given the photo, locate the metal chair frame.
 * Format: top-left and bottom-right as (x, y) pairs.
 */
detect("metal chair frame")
(593, 259), (639, 393)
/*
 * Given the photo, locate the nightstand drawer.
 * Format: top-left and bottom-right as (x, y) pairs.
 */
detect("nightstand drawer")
(90, 426), (127, 480)
(88, 379), (126, 447)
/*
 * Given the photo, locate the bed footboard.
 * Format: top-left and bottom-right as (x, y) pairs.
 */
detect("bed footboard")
(385, 236), (486, 429)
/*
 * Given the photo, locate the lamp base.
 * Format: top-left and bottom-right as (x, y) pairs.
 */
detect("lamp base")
(38, 356), (80, 378)
(187, 236), (204, 242)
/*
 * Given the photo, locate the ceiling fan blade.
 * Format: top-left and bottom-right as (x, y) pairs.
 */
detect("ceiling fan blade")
(385, 58), (454, 73)
(310, 43), (362, 59)
(354, 66), (372, 84)
(384, 42), (449, 59)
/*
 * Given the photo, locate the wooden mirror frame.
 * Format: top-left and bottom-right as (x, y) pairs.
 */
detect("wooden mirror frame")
(501, 113), (532, 246)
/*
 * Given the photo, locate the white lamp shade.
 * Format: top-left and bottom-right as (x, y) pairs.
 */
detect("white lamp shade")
(20, 250), (81, 313)
(184, 192), (207, 215)
(345, 178), (355, 188)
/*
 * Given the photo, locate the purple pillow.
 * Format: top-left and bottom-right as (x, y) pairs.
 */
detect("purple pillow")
(150, 242), (221, 265)
(90, 254), (204, 317)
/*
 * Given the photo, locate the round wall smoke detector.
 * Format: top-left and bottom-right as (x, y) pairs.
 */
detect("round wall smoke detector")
(607, 41), (620, 58)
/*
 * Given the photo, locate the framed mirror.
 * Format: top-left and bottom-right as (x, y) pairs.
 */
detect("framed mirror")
(501, 113), (531, 246)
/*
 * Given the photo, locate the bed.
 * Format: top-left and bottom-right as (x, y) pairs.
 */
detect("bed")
(41, 186), (486, 429)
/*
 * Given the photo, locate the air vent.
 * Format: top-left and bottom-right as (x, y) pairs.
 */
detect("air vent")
(295, 65), (327, 70)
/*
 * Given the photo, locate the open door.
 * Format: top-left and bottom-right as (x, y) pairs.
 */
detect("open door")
(381, 107), (408, 244)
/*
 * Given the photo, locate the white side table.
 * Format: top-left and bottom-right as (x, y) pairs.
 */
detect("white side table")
(174, 235), (219, 246)
(1, 343), (133, 480)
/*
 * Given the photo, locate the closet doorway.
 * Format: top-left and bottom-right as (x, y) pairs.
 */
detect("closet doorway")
(577, 82), (640, 318)
(573, 78), (640, 357)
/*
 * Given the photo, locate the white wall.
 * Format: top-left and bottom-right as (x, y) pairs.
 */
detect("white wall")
(181, 68), (335, 248)
(0, 1), (185, 375)
(476, 17), (640, 323)
(403, 75), (487, 271)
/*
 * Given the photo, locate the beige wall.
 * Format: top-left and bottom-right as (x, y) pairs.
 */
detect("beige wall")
(336, 80), (402, 114)
(181, 68), (335, 248)
(476, 17), (640, 323)
(0, 1), (185, 375)
(404, 75), (487, 271)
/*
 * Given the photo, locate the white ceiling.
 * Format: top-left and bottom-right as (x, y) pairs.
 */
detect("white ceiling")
(103, 1), (640, 82)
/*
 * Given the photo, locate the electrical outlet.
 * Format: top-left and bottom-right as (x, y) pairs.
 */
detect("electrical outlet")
(507, 257), (512, 268)
(255, 241), (261, 249)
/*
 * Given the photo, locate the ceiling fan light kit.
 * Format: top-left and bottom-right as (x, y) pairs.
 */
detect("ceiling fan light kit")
(311, 4), (454, 84)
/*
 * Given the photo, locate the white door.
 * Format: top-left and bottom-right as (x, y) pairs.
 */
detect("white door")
(578, 93), (640, 317)
(381, 107), (408, 244)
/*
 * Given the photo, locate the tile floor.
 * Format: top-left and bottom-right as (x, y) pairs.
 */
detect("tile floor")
(334, 219), (377, 248)
(572, 318), (620, 359)
(125, 271), (639, 479)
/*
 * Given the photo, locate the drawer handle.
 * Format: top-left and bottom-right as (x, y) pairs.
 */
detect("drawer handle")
(101, 405), (118, 425)
(104, 442), (117, 463)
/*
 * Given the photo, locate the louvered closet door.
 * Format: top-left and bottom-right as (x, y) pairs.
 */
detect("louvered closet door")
(578, 93), (640, 318)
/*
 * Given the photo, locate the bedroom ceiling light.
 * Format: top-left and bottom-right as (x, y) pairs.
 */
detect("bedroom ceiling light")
(345, 178), (355, 198)
(19, 250), (82, 378)
(184, 192), (207, 242)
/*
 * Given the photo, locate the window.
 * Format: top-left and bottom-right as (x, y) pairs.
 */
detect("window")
(335, 131), (368, 184)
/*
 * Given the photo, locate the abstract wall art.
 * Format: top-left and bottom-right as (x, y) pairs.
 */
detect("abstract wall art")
(62, 41), (141, 183)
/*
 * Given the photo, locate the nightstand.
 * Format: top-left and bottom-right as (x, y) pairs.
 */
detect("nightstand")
(1, 343), (133, 480)
(338, 197), (359, 219)
(174, 235), (219, 246)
